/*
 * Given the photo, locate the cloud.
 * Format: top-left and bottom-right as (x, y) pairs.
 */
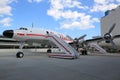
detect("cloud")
(47, 0), (98, 30)
(117, 0), (120, 2)
(60, 15), (99, 30)
(91, 0), (119, 12)
(28, 0), (42, 3)
(94, 0), (112, 4)
(47, 0), (89, 20)
(0, 0), (14, 16)
(91, 3), (118, 12)
(48, 0), (88, 11)
(0, 0), (16, 27)
(0, 17), (12, 26)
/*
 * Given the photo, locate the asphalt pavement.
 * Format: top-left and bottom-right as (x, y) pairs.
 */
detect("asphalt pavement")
(0, 52), (120, 80)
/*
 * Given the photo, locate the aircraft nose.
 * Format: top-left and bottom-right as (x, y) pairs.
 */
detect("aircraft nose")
(3, 30), (14, 38)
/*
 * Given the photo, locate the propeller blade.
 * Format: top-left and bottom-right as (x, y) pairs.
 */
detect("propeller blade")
(78, 34), (87, 40)
(110, 40), (117, 49)
(108, 23), (116, 34)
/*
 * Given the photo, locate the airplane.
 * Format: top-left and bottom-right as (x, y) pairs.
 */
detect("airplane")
(2, 23), (120, 59)
(3, 27), (80, 59)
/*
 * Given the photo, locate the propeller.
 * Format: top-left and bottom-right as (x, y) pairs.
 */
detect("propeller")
(74, 34), (87, 43)
(108, 23), (116, 34)
(74, 34), (87, 50)
(103, 23), (117, 48)
(78, 34), (87, 40)
(110, 39), (117, 49)
(104, 23), (116, 40)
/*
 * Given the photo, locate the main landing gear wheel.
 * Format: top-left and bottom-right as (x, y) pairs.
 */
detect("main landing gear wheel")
(16, 52), (24, 58)
(47, 49), (52, 53)
(81, 50), (88, 55)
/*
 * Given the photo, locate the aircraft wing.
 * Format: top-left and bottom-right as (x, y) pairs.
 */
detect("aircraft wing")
(80, 23), (120, 46)
(86, 34), (120, 43)
(85, 37), (103, 43)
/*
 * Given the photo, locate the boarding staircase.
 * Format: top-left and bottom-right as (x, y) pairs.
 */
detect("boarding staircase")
(46, 33), (79, 59)
(89, 43), (107, 53)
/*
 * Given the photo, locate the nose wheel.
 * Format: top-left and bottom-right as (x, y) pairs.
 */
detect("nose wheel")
(16, 42), (25, 58)
(16, 52), (24, 58)
(47, 49), (52, 53)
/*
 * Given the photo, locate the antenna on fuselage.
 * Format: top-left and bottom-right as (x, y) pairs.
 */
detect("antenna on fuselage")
(32, 22), (34, 28)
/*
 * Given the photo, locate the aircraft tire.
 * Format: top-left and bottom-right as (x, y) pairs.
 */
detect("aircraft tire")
(81, 50), (87, 55)
(47, 49), (52, 53)
(16, 52), (24, 58)
(84, 50), (88, 55)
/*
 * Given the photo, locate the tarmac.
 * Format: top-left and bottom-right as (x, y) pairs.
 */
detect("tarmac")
(0, 51), (120, 80)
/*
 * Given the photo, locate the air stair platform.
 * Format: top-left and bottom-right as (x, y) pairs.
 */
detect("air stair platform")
(89, 43), (107, 54)
(46, 33), (79, 59)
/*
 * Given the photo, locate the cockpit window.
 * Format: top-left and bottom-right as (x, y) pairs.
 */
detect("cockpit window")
(19, 27), (28, 30)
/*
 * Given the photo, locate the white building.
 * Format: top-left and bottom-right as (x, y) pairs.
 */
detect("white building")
(101, 5), (120, 51)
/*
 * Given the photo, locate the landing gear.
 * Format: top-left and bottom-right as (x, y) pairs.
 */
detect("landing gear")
(47, 45), (52, 53)
(47, 49), (52, 53)
(16, 42), (25, 58)
(16, 52), (24, 58)
(81, 49), (87, 55)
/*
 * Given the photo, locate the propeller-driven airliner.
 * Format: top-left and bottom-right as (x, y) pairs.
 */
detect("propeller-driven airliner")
(3, 23), (120, 59)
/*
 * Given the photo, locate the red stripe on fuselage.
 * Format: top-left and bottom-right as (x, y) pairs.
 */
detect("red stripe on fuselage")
(17, 33), (25, 36)
(26, 34), (46, 37)
(17, 33), (73, 42)
(26, 34), (72, 42)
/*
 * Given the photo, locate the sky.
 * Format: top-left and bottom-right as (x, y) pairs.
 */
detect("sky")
(0, 0), (120, 39)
